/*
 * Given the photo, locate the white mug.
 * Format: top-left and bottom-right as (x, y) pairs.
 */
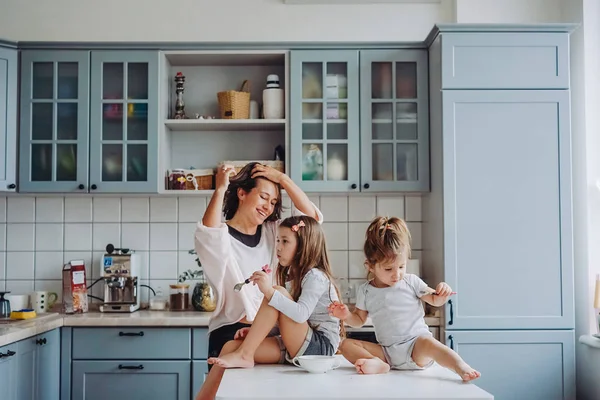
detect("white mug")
(31, 291), (58, 314)
(291, 355), (341, 373)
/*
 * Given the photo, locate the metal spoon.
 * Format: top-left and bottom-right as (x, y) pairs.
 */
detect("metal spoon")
(234, 265), (271, 292)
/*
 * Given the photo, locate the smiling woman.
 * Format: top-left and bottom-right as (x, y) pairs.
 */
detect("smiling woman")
(193, 161), (323, 400)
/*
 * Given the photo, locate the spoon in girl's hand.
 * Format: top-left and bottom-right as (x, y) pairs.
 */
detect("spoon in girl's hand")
(234, 265), (271, 292)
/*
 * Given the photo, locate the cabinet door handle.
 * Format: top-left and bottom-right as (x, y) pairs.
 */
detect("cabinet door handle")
(119, 331), (144, 337)
(90, 184), (98, 190)
(7, 183), (16, 189)
(363, 183), (370, 189)
(448, 299), (453, 326)
(351, 183), (357, 189)
(118, 364), (144, 370)
(78, 184), (85, 190)
(6, 350), (15, 356)
(36, 338), (47, 345)
(448, 335), (454, 350)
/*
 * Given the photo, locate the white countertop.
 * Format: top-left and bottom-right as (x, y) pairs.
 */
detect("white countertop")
(216, 357), (493, 400)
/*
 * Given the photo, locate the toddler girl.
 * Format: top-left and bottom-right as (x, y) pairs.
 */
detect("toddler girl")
(328, 216), (480, 382)
(208, 215), (343, 369)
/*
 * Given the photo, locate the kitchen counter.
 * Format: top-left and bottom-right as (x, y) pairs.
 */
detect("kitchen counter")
(216, 357), (493, 400)
(0, 309), (440, 347)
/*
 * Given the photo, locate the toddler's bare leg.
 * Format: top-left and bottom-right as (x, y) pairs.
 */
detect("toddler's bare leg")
(411, 336), (481, 382)
(338, 339), (390, 374)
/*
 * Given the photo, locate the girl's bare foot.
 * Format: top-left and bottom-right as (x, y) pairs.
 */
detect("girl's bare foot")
(354, 358), (390, 374)
(207, 351), (254, 369)
(455, 362), (481, 382)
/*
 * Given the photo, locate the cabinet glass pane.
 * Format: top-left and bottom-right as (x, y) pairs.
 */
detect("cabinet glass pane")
(31, 144), (52, 181)
(371, 62), (393, 99)
(326, 103), (346, 120)
(128, 63), (149, 100)
(302, 102), (322, 120)
(326, 120), (347, 140)
(326, 144), (348, 181)
(326, 63), (347, 99)
(302, 63), (322, 99)
(127, 144), (148, 181)
(57, 62), (78, 99)
(372, 103), (392, 140)
(103, 63), (124, 99)
(32, 103), (53, 140)
(102, 144), (123, 182)
(302, 122), (322, 140)
(127, 104), (148, 140)
(57, 144), (77, 181)
(372, 143), (393, 181)
(32, 62), (53, 99)
(396, 62), (417, 99)
(302, 103), (322, 140)
(396, 103), (417, 140)
(103, 104), (123, 140)
(301, 143), (324, 181)
(397, 143), (418, 181)
(57, 103), (78, 140)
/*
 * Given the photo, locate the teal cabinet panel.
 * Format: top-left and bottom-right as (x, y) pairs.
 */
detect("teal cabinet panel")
(19, 50), (90, 192)
(441, 33), (570, 89)
(89, 51), (160, 193)
(192, 360), (209, 398)
(359, 49), (429, 192)
(0, 342), (18, 400)
(37, 328), (60, 400)
(72, 327), (191, 360)
(71, 360), (191, 400)
(290, 50), (361, 192)
(61, 327), (72, 400)
(441, 90), (573, 330)
(0, 47), (17, 191)
(192, 328), (209, 359)
(17, 334), (37, 400)
(445, 330), (575, 400)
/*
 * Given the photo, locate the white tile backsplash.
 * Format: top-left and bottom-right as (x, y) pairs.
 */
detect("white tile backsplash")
(1, 194), (422, 299)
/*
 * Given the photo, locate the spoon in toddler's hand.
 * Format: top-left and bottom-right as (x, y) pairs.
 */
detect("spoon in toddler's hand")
(234, 265), (271, 292)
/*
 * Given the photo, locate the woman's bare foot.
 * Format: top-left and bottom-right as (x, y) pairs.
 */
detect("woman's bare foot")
(207, 351), (254, 369)
(455, 362), (481, 382)
(354, 358), (390, 374)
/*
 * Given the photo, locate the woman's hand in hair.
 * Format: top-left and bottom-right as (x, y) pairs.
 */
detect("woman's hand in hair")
(251, 164), (285, 184)
(216, 164), (235, 191)
(250, 270), (275, 299)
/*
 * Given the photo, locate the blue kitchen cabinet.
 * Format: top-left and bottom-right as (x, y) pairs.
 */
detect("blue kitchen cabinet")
(445, 330), (575, 400)
(16, 328), (60, 400)
(424, 25), (576, 400)
(192, 360), (209, 396)
(439, 89), (573, 330)
(0, 46), (17, 191)
(0, 341), (18, 399)
(89, 51), (159, 193)
(19, 50), (90, 192)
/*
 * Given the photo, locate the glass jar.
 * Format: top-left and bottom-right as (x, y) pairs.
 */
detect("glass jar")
(169, 284), (189, 311)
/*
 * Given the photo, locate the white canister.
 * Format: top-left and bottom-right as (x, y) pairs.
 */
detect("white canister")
(31, 291), (58, 313)
(263, 88), (284, 119)
(250, 100), (259, 119)
(6, 294), (29, 311)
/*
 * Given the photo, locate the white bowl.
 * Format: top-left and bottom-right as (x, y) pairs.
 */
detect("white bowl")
(291, 355), (341, 373)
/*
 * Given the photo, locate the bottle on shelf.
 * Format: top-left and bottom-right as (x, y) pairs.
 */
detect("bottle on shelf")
(262, 74), (284, 119)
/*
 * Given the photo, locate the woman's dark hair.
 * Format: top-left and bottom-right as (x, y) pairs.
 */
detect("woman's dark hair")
(223, 162), (283, 221)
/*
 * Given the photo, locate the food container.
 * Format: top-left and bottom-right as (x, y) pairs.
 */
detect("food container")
(169, 284), (189, 311)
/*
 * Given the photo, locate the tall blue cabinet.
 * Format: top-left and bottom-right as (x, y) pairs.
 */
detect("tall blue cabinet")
(0, 44), (17, 191)
(424, 24), (577, 400)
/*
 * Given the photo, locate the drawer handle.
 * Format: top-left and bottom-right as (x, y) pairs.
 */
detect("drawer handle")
(448, 335), (454, 350)
(36, 338), (47, 345)
(119, 331), (144, 337)
(448, 299), (453, 326)
(118, 364), (144, 370)
(6, 350), (16, 357)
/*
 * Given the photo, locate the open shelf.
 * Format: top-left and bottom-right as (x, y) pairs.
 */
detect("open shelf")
(165, 119), (286, 131)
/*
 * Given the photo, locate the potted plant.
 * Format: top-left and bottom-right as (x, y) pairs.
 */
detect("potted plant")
(177, 250), (216, 312)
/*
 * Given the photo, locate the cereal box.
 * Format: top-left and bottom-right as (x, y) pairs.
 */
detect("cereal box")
(62, 259), (88, 314)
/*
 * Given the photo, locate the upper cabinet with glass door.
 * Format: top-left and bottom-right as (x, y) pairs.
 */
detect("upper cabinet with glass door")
(89, 51), (159, 193)
(19, 51), (90, 192)
(360, 50), (429, 192)
(290, 51), (360, 192)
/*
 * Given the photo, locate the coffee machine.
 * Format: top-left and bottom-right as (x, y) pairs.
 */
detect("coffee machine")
(100, 244), (140, 313)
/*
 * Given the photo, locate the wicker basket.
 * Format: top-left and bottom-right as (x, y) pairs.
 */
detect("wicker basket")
(217, 80), (251, 119)
(185, 169), (214, 190)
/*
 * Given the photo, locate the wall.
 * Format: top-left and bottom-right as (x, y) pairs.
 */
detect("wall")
(0, 0), (566, 43)
(563, 0), (600, 398)
(0, 194), (422, 304)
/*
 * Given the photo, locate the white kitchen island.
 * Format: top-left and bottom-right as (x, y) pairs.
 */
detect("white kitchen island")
(216, 357), (494, 400)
